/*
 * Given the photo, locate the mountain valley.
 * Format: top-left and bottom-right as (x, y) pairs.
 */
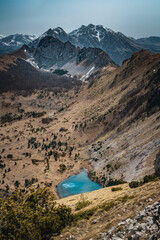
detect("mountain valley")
(0, 24), (160, 240)
(0, 49), (160, 199)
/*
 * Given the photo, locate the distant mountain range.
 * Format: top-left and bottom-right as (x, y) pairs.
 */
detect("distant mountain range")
(1, 24), (160, 65)
(0, 34), (36, 55)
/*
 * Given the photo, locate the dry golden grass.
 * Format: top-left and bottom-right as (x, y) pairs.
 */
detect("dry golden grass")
(54, 180), (160, 240)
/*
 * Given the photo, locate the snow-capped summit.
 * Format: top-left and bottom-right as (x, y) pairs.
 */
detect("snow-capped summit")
(1, 34), (36, 46)
(68, 24), (141, 65)
(43, 27), (68, 40)
(30, 27), (69, 48)
(1, 24), (159, 64)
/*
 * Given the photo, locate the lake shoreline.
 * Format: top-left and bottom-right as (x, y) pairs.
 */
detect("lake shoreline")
(56, 168), (102, 198)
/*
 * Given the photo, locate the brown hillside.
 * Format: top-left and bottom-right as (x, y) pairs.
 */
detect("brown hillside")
(0, 50), (160, 198)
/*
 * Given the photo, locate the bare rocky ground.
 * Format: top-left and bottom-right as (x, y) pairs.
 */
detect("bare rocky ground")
(101, 201), (160, 240)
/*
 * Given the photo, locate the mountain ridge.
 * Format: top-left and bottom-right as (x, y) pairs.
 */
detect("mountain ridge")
(1, 24), (160, 65)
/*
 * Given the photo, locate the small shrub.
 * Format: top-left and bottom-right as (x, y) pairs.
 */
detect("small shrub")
(59, 164), (66, 173)
(129, 181), (143, 188)
(59, 128), (68, 132)
(75, 194), (92, 211)
(73, 208), (96, 222)
(101, 201), (116, 211)
(53, 69), (68, 75)
(0, 163), (5, 169)
(14, 180), (20, 188)
(42, 118), (53, 124)
(106, 164), (112, 169)
(75, 199), (92, 211)
(117, 195), (134, 203)
(111, 187), (122, 192)
(106, 179), (126, 187)
(143, 175), (158, 183)
(32, 159), (38, 165)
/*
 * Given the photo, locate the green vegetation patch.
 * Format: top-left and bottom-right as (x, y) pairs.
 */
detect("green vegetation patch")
(75, 200), (92, 211)
(0, 188), (73, 240)
(111, 187), (122, 192)
(53, 69), (68, 75)
(129, 174), (160, 188)
(73, 208), (96, 222)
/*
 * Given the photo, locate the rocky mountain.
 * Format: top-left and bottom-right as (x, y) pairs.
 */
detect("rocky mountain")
(30, 27), (69, 48)
(29, 24), (141, 65)
(30, 24), (160, 65)
(24, 36), (116, 79)
(1, 25), (160, 65)
(69, 24), (142, 65)
(0, 34), (36, 55)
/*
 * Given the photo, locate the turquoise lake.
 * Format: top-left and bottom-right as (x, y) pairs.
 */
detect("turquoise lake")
(57, 169), (102, 198)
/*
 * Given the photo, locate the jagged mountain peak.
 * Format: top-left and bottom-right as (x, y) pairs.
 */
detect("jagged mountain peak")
(70, 24), (114, 35)
(45, 27), (67, 35)
(37, 35), (75, 50)
(42, 27), (68, 42)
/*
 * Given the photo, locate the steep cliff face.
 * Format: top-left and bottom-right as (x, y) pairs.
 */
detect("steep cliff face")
(34, 37), (78, 70)
(155, 150), (160, 175)
(30, 24), (141, 65)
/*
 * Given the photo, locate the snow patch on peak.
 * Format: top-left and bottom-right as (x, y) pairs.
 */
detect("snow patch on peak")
(81, 66), (95, 81)
(96, 31), (101, 42)
(95, 25), (115, 34)
(55, 27), (64, 32)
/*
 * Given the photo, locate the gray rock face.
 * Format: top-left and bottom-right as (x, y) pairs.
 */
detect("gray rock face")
(31, 24), (141, 65)
(154, 150), (160, 175)
(25, 36), (115, 79)
(100, 201), (160, 240)
(34, 36), (78, 69)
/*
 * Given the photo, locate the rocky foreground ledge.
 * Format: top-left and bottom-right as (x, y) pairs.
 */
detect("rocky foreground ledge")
(100, 201), (160, 240)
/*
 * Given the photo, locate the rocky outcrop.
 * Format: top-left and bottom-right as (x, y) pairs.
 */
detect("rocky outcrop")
(100, 201), (160, 240)
(155, 150), (160, 175)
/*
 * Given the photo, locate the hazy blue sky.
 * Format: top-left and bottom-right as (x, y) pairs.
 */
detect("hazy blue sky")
(0, 0), (160, 38)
